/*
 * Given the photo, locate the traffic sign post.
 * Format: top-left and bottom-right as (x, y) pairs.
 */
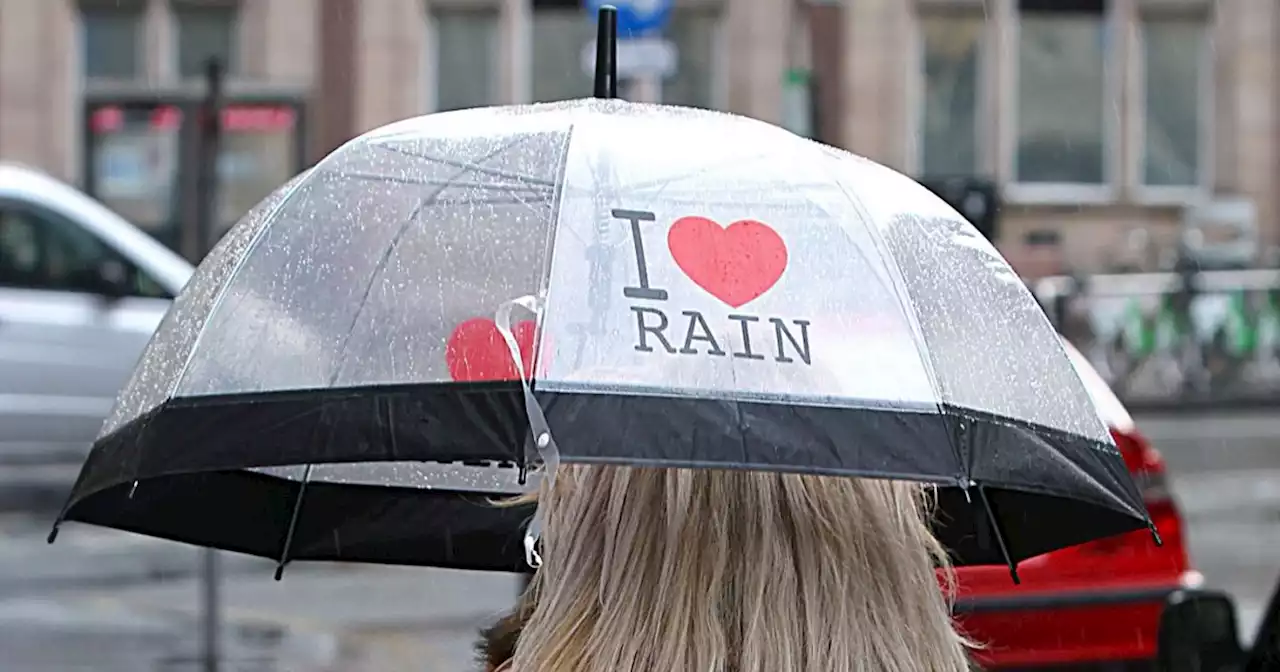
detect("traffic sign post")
(581, 0), (676, 102)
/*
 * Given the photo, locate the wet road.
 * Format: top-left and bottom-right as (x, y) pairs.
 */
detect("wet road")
(0, 410), (1275, 670)
(1138, 411), (1280, 641)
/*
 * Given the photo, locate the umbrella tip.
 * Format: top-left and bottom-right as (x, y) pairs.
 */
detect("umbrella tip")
(593, 4), (618, 99)
(274, 564), (286, 581)
(1008, 565), (1021, 586)
(46, 525), (59, 545)
(1147, 519), (1164, 548)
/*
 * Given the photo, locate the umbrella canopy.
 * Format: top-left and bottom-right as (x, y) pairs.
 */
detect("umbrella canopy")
(56, 100), (1150, 576)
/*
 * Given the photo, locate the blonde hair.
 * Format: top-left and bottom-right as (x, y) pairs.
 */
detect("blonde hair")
(507, 465), (973, 672)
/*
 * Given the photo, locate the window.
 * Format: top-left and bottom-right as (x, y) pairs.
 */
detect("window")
(87, 105), (181, 233)
(919, 13), (984, 176)
(81, 3), (145, 80)
(1015, 1), (1108, 185)
(662, 8), (720, 109)
(0, 205), (168, 299)
(174, 2), (239, 79)
(431, 9), (500, 111)
(531, 7), (595, 103)
(1141, 15), (1206, 188)
(217, 114), (300, 231)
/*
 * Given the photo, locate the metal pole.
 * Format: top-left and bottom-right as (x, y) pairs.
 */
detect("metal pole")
(195, 57), (224, 261)
(196, 56), (225, 672)
(201, 549), (222, 672)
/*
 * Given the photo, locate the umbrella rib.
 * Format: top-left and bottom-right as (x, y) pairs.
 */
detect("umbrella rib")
(371, 141), (560, 188)
(162, 149), (340, 415)
(336, 171), (554, 215)
(341, 169), (552, 220)
(266, 136), (536, 570)
(275, 463), (313, 580)
(810, 150), (965, 479)
(326, 134), (538, 386)
(370, 135), (841, 207)
(341, 171), (554, 196)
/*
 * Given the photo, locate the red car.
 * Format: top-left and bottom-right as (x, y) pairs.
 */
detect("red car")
(952, 340), (1200, 671)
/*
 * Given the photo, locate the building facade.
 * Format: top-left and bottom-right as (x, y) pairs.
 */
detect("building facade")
(0, 0), (1272, 273)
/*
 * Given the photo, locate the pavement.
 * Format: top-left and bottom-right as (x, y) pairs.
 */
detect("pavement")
(0, 444), (83, 513)
(0, 521), (521, 672)
(0, 410), (1275, 670)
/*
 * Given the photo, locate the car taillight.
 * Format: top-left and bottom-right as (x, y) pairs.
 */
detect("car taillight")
(1111, 428), (1172, 506)
(1133, 465), (1173, 505)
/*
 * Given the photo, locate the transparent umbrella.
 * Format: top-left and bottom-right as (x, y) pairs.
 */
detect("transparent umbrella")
(52, 98), (1153, 580)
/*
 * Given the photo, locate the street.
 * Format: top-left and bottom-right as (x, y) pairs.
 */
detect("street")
(0, 410), (1275, 671)
(1139, 411), (1280, 641)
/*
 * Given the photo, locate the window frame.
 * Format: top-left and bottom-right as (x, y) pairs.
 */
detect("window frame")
(424, 1), (502, 112)
(528, 3), (600, 104)
(0, 198), (171, 300)
(1004, 1), (1123, 205)
(1131, 4), (1214, 205)
(642, 3), (727, 109)
(78, 1), (149, 83)
(908, 6), (993, 179)
(169, 0), (243, 80)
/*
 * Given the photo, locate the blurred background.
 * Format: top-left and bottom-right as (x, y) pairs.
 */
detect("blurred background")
(0, 0), (1278, 670)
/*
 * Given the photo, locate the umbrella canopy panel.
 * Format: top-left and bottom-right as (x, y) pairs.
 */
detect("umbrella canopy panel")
(109, 100), (1109, 445)
(174, 130), (563, 398)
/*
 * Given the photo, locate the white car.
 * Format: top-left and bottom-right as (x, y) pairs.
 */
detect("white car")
(0, 163), (192, 476)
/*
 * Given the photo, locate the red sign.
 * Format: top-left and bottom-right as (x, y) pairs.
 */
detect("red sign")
(90, 104), (297, 134)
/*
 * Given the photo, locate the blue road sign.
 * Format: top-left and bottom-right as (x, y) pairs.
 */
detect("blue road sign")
(584, 0), (673, 37)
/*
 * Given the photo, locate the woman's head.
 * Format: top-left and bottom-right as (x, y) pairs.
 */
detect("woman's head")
(509, 465), (971, 672)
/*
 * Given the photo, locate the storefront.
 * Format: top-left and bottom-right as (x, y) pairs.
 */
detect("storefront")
(82, 92), (307, 254)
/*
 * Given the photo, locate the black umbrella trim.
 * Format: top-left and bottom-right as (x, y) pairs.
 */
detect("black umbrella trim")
(69, 381), (1140, 511)
(59, 380), (1149, 570)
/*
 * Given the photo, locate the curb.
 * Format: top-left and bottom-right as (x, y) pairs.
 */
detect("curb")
(1119, 396), (1280, 415)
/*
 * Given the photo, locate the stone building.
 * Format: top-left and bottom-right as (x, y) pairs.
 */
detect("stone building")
(0, 0), (1271, 273)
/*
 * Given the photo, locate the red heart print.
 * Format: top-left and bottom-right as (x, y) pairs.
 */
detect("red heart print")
(667, 216), (789, 308)
(445, 318), (539, 382)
